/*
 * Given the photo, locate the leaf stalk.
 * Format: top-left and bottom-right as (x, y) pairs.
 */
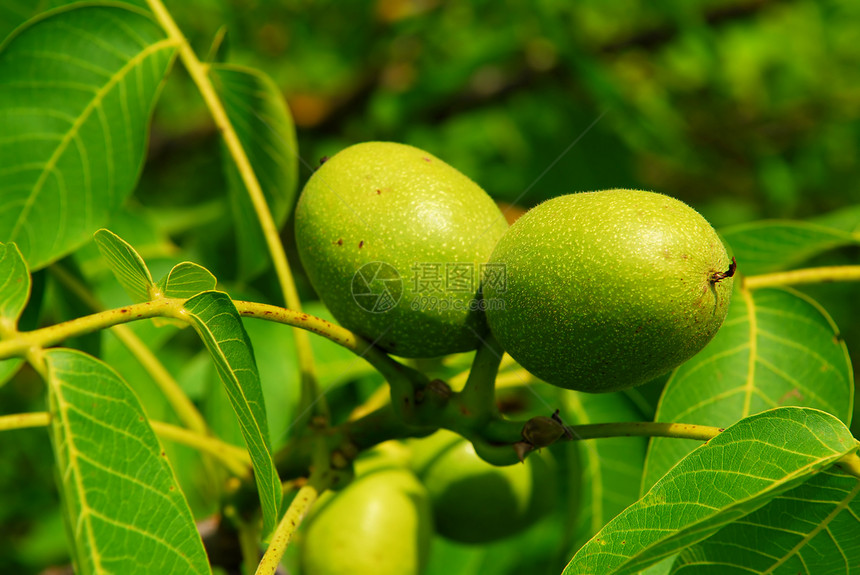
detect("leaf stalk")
(254, 472), (328, 575)
(744, 265), (860, 290)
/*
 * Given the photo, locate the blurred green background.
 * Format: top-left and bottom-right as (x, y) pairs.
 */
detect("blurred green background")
(4, 0), (854, 226)
(139, 0), (860, 224)
(1, 0), (859, 573)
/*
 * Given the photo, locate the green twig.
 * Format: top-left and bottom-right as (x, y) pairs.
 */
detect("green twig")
(744, 265), (860, 290)
(448, 352), (516, 391)
(49, 265), (209, 435)
(836, 451), (860, 480)
(0, 411), (250, 476)
(150, 420), (251, 477)
(234, 300), (429, 419)
(254, 475), (326, 575)
(459, 334), (504, 421)
(114, 326), (211, 435)
(0, 299), (179, 360)
(0, 298), (425, 417)
(567, 421), (722, 441)
(256, 437), (333, 575)
(0, 411), (50, 432)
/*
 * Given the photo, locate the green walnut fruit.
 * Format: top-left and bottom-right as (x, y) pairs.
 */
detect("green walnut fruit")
(301, 464), (433, 575)
(484, 189), (734, 393)
(294, 141), (508, 358)
(411, 430), (557, 544)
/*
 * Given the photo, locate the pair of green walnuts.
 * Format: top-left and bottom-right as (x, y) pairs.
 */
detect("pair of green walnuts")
(294, 142), (734, 572)
(295, 141), (735, 393)
(301, 433), (559, 574)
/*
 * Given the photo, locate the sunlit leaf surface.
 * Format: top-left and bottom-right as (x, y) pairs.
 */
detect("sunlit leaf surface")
(673, 467), (860, 574)
(181, 291), (282, 537)
(721, 221), (860, 276)
(564, 408), (859, 575)
(643, 287), (853, 492)
(0, 5), (176, 269)
(93, 229), (154, 303)
(0, 241), (28, 385)
(156, 262), (217, 299)
(0, 242), (29, 324)
(45, 349), (211, 575)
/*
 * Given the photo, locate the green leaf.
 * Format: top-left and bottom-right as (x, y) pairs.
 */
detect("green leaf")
(44, 348), (211, 575)
(672, 467), (860, 574)
(810, 204), (860, 235)
(643, 287), (853, 491)
(563, 407), (859, 575)
(0, 241), (29, 386)
(156, 262), (217, 299)
(0, 352), (23, 388)
(0, 241), (30, 324)
(0, 4), (177, 270)
(562, 391), (647, 553)
(209, 63), (299, 281)
(721, 221), (860, 276)
(0, 1), (150, 44)
(93, 229), (154, 303)
(640, 556), (677, 575)
(181, 291), (282, 537)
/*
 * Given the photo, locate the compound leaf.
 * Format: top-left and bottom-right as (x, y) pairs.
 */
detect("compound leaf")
(0, 4), (177, 269)
(642, 287), (853, 492)
(564, 407), (859, 575)
(45, 348), (210, 575)
(181, 291), (281, 537)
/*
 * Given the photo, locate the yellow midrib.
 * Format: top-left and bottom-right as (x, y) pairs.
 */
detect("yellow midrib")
(51, 377), (104, 573)
(8, 37), (179, 245)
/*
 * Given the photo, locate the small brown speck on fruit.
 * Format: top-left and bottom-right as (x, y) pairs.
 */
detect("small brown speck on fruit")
(294, 141), (507, 358)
